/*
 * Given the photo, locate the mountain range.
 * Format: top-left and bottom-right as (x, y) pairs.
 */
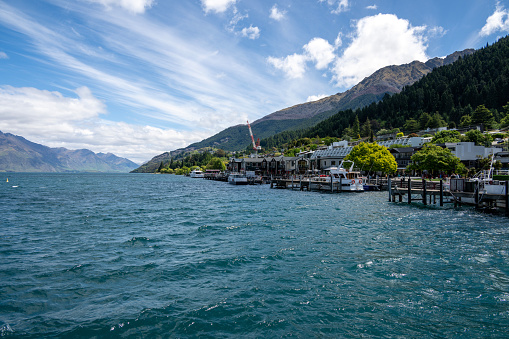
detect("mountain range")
(0, 131), (138, 173)
(133, 48), (473, 172)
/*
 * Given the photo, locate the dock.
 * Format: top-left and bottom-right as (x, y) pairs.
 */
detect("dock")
(270, 177), (385, 192)
(270, 176), (509, 216)
(388, 178), (509, 216)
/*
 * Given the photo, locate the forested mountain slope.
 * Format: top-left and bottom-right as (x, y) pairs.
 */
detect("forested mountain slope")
(261, 36), (509, 148)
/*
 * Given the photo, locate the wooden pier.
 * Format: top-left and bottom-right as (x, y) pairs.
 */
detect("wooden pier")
(388, 178), (509, 216)
(271, 176), (508, 216)
(270, 177), (383, 192)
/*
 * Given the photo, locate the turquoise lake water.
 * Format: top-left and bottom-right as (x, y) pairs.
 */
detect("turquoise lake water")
(1, 173), (508, 337)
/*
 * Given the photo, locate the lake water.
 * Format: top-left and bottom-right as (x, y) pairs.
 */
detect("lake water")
(1, 173), (508, 337)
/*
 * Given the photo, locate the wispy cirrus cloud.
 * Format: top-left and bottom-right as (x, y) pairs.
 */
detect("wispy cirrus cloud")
(86, 0), (154, 13)
(0, 51), (7, 59)
(0, 1), (297, 161)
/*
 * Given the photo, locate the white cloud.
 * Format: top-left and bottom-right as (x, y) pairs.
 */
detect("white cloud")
(201, 0), (236, 14)
(86, 0), (154, 13)
(332, 14), (428, 88)
(320, 0), (349, 14)
(0, 86), (208, 163)
(304, 38), (335, 70)
(0, 86), (105, 123)
(241, 25), (260, 39)
(270, 4), (286, 21)
(0, 51), (7, 59)
(366, 5), (377, 10)
(268, 37), (335, 77)
(267, 54), (307, 79)
(227, 8), (248, 32)
(334, 32), (342, 48)
(307, 94), (327, 102)
(428, 26), (447, 38)
(0, 2), (260, 130)
(480, 4), (509, 36)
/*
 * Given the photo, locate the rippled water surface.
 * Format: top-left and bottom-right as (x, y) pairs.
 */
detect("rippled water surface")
(1, 173), (509, 337)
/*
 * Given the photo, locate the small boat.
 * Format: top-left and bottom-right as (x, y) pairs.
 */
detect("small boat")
(327, 160), (364, 192)
(228, 172), (248, 185)
(189, 169), (204, 178)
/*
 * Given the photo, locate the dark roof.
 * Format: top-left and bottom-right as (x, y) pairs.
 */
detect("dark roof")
(390, 147), (415, 153)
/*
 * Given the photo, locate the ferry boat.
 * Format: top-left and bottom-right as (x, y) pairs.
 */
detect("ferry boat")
(327, 160), (364, 192)
(228, 173), (248, 185)
(189, 169), (204, 178)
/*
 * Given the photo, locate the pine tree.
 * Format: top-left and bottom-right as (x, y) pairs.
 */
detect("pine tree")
(352, 115), (360, 138)
(361, 118), (372, 137)
(472, 104), (494, 128)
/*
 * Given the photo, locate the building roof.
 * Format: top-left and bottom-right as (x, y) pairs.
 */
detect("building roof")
(390, 147), (415, 153)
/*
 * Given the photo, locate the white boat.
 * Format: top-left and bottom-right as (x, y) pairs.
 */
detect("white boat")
(472, 169), (506, 196)
(189, 169), (204, 178)
(327, 160), (364, 192)
(228, 172), (248, 185)
(450, 156), (506, 205)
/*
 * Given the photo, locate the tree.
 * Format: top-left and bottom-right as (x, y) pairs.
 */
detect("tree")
(361, 118), (372, 138)
(419, 112), (432, 129)
(206, 157), (226, 171)
(472, 104), (494, 128)
(428, 112), (447, 128)
(157, 161), (164, 172)
(459, 114), (472, 127)
(344, 142), (397, 174)
(408, 144), (464, 175)
(352, 115), (360, 138)
(431, 130), (461, 144)
(404, 118), (419, 132)
(500, 102), (509, 128)
(464, 129), (493, 147)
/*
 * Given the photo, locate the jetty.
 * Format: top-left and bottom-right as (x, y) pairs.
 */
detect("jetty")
(270, 176), (386, 192)
(388, 178), (509, 216)
(270, 175), (508, 216)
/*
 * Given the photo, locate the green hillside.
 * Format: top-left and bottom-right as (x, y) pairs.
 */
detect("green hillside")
(262, 35), (509, 148)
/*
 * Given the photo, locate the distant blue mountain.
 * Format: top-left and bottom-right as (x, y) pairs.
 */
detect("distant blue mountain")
(0, 131), (138, 172)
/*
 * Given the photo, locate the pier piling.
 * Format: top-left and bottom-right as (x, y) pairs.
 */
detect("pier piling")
(422, 179), (427, 205)
(408, 178), (412, 204)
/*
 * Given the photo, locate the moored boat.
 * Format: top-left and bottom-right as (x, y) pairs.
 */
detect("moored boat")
(228, 172), (248, 185)
(190, 169), (204, 178)
(327, 160), (364, 192)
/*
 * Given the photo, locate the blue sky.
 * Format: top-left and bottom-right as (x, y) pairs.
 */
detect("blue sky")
(0, 0), (508, 163)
